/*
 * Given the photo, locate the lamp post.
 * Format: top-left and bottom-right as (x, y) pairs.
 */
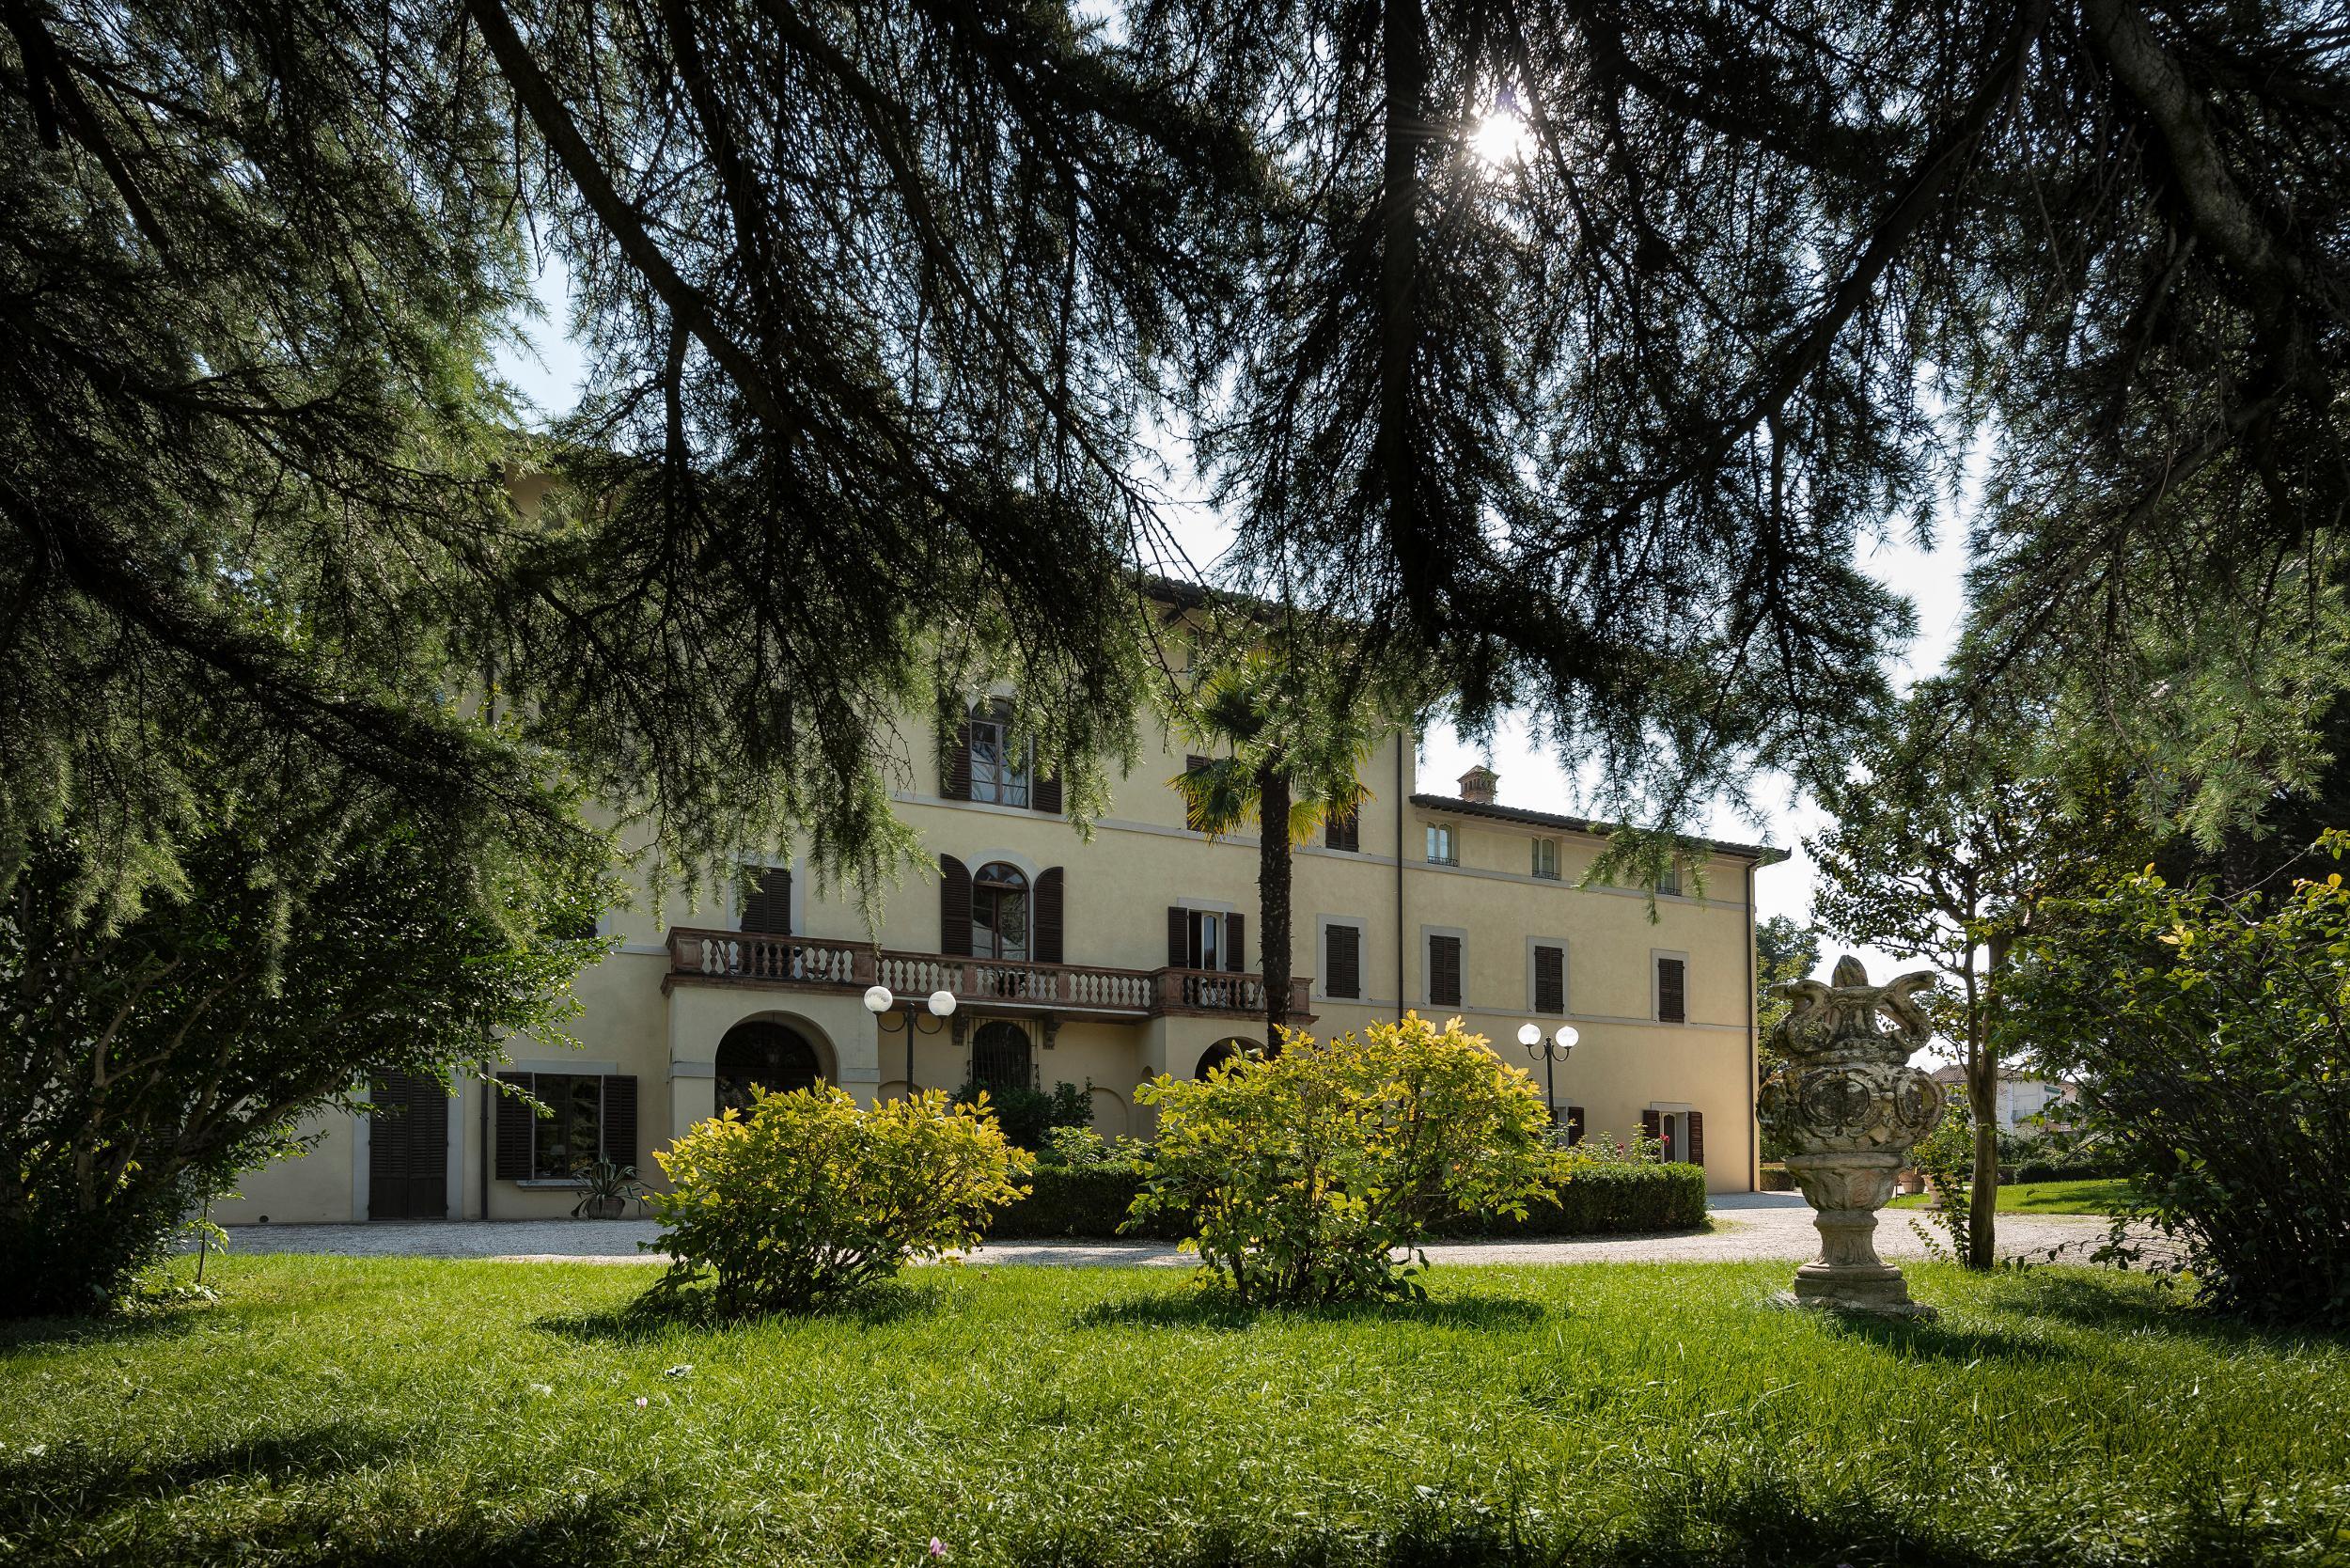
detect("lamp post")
(1516, 1021), (1580, 1134)
(865, 984), (958, 1098)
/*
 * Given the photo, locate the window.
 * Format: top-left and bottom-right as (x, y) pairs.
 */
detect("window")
(1645, 1108), (1704, 1165)
(1324, 805), (1360, 853)
(1427, 932), (1464, 1008)
(1184, 908), (1229, 971)
(1181, 754), (1213, 831)
(495, 1072), (636, 1182)
(1425, 823), (1458, 865)
(969, 1020), (1033, 1096)
(968, 707), (1031, 807)
(738, 865), (791, 933)
(1655, 953), (1688, 1023)
(1323, 920), (1363, 999)
(972, 862), (1031, 962)
(1530, 838), (1561, 879)
(1531, 943), (1566, 1015)
(1657, 858), (1682, 898)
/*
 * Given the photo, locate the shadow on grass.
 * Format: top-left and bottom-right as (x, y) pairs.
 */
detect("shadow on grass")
(1104, 1470), (2307, 1568)
(1070, 1288), (1551, 1333)
(0, 1422), (413, 1543)
(534, 1276), (951, 1343)
(1991, 1266), (2348, 1353)
(1811, 1309), (2082, 1367)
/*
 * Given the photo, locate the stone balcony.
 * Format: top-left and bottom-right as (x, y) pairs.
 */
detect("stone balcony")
(663, 928), (1314, 1025)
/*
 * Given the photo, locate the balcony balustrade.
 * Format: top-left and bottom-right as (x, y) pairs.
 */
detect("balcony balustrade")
(665, 928), (1313, 1023)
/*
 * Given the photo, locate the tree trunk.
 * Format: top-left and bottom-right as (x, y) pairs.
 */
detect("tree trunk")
(1965, 980), (1998, 1271)
(1259, 762), (1293, 1045)
(1378, 0), (1432, 629)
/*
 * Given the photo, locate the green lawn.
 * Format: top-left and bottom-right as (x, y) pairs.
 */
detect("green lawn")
(5, 1257), (2345, 1566)
(1891, 1177), (2142, 1215)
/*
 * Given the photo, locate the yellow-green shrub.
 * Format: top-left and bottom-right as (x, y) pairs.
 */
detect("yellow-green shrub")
(649, 1086), (1026, 1314)
(1132, 1013), (1551, 1304)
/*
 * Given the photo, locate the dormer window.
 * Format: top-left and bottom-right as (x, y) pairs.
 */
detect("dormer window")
(1530, 838), (1561, 880)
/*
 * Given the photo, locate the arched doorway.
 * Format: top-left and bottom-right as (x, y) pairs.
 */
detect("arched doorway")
(716, 1019), (824, 1114)
(1194, 1037), (1257, 1079)
(969, 1019), (1033, 1095)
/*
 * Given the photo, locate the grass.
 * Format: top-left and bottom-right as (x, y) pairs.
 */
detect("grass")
(1891, 1177), (2142, 1215)
(5, 1256), (2346, 1566)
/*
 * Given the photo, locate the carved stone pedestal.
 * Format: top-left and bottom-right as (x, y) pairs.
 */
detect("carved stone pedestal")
(1759, 958), (1947, 1320)
(1778, 1154), (1935, 1317)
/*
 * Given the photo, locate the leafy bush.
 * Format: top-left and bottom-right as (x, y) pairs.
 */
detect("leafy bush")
(1132, 1013), (1551, 1304)
(1431, 1158), (1709, 1237)
(955, 1079), (1091, 1152)
(1906, 1097), (1977, 1260)
(2006, 852), (2350, 1325)
(649, 1086), (1026, 1314)
(0, 780), (603, 1317)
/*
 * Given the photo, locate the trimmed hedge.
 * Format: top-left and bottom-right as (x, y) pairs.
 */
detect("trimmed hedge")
(986, 1165), (1185, 1241)
(1431, 1161), (1710, 1237)
(988, 1159), (1712, 1240)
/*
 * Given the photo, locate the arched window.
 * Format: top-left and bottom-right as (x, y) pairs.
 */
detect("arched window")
(972, 862), (1029, 962)
(715, 1020), (822, 1115)
(970, 1020), (1033, 1095)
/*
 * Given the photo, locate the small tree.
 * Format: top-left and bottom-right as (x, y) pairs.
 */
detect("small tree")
(0, 770), (606, 1316)
(1132, 1014), (1550, 1304)
(1169, 647), (1392, 1040)
(2006, 850), (2350, 1326)
(650, 1086), (1025, 1315)
(1810, 685), (2126, 1269)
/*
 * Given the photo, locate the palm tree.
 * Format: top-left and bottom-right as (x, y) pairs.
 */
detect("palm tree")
(1169, 650), (1387, 1043)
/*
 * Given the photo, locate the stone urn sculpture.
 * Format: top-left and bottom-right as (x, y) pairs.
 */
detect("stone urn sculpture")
(1758, 955), (1946, 1317)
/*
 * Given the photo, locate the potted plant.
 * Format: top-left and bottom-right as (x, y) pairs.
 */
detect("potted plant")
(572, 1160), (644, 1220)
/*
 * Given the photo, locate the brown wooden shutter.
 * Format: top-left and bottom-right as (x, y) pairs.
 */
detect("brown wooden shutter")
(1657, 957), (1686, 1023)
(1226, 912), (1246, 972)
(1566, 1105), (1586, 1147)
(1325, 924), (1360, 998)
(1641, 1108), (1662, 1144)
(1430, 934), (1462, 1007)
(1324, 807), (1358, 852)
(1033, 770), (1061, 815)
(740, 868), (791, 933)
(1167, 906), (1187, 967)
(942, 722), (973, 800)
(603, 1075), (638, 1168)
(1686, 1109), (1704, 1166)
(494, 1072), (534, 1181)
(939, 855), (973, 955)
(1182, 755), (1210, 831)
(1034, 867), (1065, 964)
(368, 1073), (448, 1220)
(1534, 944), (1565, 1014)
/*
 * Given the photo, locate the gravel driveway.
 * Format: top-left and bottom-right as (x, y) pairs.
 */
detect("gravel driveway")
(219, 1193), (2141, 1268)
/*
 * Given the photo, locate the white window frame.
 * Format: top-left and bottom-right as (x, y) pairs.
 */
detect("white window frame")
(1183, 908), (1231, 971)
(1652, 949), (1691, 1024)
(1317, 915), (1371, 1001)
(1421, 924), (1469, 1009)
(1530, 837), (1561, 880)
(1525, 935), (1570, 1015)
(1425, 823), (1458, 866)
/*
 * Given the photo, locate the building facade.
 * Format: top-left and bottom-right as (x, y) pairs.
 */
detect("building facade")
(220, 715), (1781, 1226)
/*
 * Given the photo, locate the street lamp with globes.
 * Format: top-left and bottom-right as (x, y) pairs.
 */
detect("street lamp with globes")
(1517, 1021), (1579, 1133)
(865, 983), (957, 1098)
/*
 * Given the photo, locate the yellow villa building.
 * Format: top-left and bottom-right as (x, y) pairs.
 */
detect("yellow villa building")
(221, 698), (1783, 1226)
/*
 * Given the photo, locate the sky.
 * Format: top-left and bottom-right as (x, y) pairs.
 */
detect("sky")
(495, 263), (1971, 969)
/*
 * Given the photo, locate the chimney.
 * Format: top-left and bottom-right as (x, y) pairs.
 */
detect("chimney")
(1457, 765), (1498, 805)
